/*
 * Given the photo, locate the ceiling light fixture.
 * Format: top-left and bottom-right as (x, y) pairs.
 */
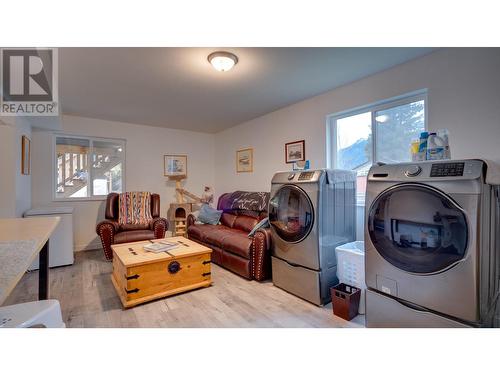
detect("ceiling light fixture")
(208, 51), (238, 72)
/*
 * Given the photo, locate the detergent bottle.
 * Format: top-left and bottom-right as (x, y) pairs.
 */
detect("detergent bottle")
(437, 129), (451, 159)
(417, 131), (429, 161)
(427, 132), (446, 160)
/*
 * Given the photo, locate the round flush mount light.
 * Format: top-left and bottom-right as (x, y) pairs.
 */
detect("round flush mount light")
(208, 51), (238, 72)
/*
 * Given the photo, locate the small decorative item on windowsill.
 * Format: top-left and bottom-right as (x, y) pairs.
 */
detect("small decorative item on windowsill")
(285, 140), (305, 164)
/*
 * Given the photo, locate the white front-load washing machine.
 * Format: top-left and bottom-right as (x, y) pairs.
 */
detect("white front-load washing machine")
(365, 159), (500, 327)
(269, 169), (356, 305)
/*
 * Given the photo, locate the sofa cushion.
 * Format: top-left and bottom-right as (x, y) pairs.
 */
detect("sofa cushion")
(198, 204), (223, 225)
(118, 192), (153, 226)
(204, 227), (234, 248)
(220, 212), (237, 228)
(187, 224), (219, 242)
(119, 222), (151, 231)
(222, 232), (253, 259)
(233, 216), (259, 233)
(114, 230), (155, 244)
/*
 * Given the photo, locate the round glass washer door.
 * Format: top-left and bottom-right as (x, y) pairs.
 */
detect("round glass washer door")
(269, 185), (314, 243)
(368, 184), (468, 274)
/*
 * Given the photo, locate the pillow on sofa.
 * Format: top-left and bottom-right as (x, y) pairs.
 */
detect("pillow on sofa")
(197, 204), (223, 225)
(248, 217), (270, 237)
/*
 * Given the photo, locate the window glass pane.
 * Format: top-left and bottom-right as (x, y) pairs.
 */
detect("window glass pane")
(91, 140), (124, 196)
(336, 112), (372, 171)
(335, 111), (372, 203)
(375, 100), (425, 164)
(55, 137), (90, 199)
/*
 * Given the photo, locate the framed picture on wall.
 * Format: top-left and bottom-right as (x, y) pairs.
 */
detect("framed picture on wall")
(236, 148), (253, 173)
(21, 135), (31, 175)
(164, 155), (188, 177)
(285, 140), (305, 163)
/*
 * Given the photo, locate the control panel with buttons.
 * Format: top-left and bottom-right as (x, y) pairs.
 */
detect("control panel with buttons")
(298, 171), (315, 181)
(430, 162), (465, 177)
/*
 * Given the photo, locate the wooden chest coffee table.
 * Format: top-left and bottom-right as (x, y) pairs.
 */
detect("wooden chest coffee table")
(111, 237), (212, 308)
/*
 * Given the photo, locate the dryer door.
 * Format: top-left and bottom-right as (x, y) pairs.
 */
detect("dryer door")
(269, 184), (314, 244)
(367, 183), (468, 274)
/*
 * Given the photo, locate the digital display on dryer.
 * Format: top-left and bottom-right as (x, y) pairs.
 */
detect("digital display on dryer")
(430, 163), (464, 177)
(298, 172), (314, 181)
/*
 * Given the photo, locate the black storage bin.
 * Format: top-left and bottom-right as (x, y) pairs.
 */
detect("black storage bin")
(331, 283), (361, 321)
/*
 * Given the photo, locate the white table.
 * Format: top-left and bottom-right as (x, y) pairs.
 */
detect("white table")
(0, 217), (60, 305)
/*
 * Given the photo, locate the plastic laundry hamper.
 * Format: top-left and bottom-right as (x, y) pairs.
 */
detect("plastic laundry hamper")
(335, 241), (366, 314)
(0, 300), (65, 328)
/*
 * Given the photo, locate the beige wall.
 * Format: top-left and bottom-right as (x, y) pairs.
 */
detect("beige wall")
(0, 117), (32, 218)
(0, 122), (16, 217)
(31, 115), (215, 251)
(214, 48), (500, 239)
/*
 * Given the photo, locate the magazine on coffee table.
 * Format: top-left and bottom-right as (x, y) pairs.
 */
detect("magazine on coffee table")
(143, 241), (180, 253)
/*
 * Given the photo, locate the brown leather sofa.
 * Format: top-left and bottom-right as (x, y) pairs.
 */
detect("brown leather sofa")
(96, 192), (168, 260)
(186, 193), (272, 281)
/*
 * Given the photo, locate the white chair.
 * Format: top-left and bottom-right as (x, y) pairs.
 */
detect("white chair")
(0, 300), (65, 328)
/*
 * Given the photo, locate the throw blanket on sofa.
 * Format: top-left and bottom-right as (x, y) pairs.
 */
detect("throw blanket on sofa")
(228, 191), (269, 212)
(118, 192), (153, 225)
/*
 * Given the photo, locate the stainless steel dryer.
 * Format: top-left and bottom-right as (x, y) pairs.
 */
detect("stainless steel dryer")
(365, 159), (500, 327)
(269, 169), (356, 305)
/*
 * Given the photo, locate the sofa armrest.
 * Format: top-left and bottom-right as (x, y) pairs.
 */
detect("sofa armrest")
(252, 227), (272, 281)
(151, 217), (168, 238)
(96, 220), (119, 261)
(96, 219), (119, 234)
(187, 213), (197, 228)
(255, 227), (272, 248)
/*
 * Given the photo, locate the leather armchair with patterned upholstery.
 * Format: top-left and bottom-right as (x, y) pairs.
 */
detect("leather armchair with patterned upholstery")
(96, 192), (168, 260)
(186, 193), (272, 281)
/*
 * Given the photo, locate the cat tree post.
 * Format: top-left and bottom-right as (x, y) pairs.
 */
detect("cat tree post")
(168, 175), (191, 237)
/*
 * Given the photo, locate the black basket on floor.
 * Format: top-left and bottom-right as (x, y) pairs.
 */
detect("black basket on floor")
(331, 283), (361, 321)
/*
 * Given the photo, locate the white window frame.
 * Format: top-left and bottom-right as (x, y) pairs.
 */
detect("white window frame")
(52, 134), (126, 202)
(326, 89), (428, 204)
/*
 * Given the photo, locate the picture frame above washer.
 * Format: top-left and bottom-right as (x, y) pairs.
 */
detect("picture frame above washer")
(164, 154), (188, 177)
(285, 140), (305, 164)
(236, 148), (253, 173)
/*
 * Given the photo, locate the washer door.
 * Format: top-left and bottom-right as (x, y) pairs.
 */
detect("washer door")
(269, 184), (314, 243)
(367, 183), (468, 274)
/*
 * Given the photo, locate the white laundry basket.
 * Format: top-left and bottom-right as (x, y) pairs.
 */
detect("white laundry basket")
(0, 300), (65, 328)
(335, 241), (366, 314)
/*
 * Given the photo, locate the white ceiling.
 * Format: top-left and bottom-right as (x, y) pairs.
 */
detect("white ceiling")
(60, 48), (435, 133)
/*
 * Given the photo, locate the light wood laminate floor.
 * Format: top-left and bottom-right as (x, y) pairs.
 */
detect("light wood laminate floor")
(3, 250), (365, 328)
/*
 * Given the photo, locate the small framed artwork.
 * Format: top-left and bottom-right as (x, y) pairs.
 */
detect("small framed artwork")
(285, 140), (305, 164)
(21, 135), (31, 175)
(236, 148), (253, 173)
(164, 155), (188, 177)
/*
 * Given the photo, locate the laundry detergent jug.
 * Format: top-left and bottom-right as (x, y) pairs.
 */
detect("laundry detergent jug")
(426, 133), (446, 160)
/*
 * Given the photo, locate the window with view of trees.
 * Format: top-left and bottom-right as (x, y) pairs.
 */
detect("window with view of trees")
(54, 135), (125, 200)
(327, 92), (426, 204)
